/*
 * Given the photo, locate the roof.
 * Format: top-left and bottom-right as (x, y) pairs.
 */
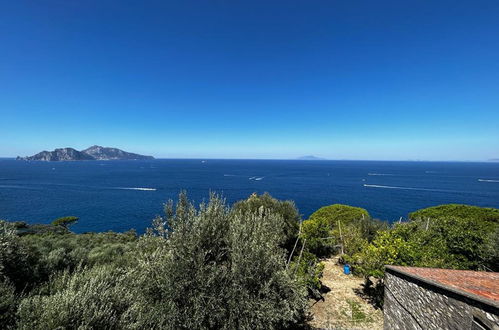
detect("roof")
(386, 266), (499, 308)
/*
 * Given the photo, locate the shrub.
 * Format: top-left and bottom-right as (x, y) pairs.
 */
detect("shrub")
(353, 207), (499, 279)
(0, 221), (37, 292)
(409, 204), (499, 224)
(232, 192), (300, 253)
(17, 265), (135, 330)
(289, 250), (325, 299)
(130, 192), (307, 329)
(301, 204), (371, 257)
(0, 279), (17, 328)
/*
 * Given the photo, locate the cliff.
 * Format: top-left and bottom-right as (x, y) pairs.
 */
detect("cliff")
(17, 146), (154, 161)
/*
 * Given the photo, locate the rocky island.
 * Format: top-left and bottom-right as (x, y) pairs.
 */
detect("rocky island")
(17, 145), (154, 161)
(296, 155), (326, 160)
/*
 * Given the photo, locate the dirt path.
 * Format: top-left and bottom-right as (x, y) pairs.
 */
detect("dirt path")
(308, 258), (383, 329)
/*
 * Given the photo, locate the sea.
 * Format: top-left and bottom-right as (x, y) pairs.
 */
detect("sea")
(1, 159), (498, 233)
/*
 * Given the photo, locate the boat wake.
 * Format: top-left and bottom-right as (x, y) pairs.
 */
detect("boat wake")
(478, 179), (499, 183)
(363, 184), (456, 193)
(116, 187), (157, 191)
(368, 173), (395, 176)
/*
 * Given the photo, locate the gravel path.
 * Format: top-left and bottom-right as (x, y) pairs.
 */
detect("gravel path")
(307, 258), (383, 329)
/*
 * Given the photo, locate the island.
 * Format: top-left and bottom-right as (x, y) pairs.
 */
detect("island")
(296, 155), (326, 161)
(17, 145), (154, 161)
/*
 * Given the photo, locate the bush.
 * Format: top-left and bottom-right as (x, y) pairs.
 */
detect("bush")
(409, 204), (499, 224)
(0, 221), (37, 292)
(301, 204), (372, 257)
(129, 192), (307, 329)
(232, 192), (300, 253)
(352, 206), (499, 279)
(0, 279), (17, 328)
(20, 230), (138, 284)
(17, 266), (135, 330)
(289, 250), (324, 299)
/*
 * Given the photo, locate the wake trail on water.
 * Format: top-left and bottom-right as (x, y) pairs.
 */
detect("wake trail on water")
(115, 187), (157, 191)
(478, 179), (499, 183)
(363, 184), (461, 193)
(367, 173), (395, 176)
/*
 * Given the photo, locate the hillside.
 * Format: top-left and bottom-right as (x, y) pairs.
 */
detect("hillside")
(17, 146), (154, 161)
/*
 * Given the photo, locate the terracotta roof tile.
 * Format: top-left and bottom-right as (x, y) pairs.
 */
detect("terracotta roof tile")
(387, 266), (499, 303)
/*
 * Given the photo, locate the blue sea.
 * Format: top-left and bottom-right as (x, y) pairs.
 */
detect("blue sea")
(1, 159), (498, 233)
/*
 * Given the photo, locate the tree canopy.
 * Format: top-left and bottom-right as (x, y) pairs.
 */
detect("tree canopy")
(51, 216), (79, 229)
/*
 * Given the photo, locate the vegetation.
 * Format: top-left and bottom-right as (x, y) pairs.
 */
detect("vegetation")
(301, 204), (384, 257)
(51, 216), (79, 229)
(351, 204), (499, 278)
(409, 204), (499, 224)
(232, 192), (300, 252)
(1, 196), (498, 328)
(1, 193), (308, 329)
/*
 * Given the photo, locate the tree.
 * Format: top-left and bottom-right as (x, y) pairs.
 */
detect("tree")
(301, 204), (371, 257)
(409, 204), (499, 224)
(51, 216), (79, 229)
(232, 192), (300, 253)
(131, 192), (307, 329)
(19, 193), (308, 330)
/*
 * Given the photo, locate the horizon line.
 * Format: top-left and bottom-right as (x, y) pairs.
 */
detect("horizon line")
(1, 156), (497, 163)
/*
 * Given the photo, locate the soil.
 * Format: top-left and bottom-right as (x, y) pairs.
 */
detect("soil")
(307, 257), (383, 329)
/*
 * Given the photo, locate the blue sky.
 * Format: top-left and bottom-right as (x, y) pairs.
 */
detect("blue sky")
(1, 1), (498, 160)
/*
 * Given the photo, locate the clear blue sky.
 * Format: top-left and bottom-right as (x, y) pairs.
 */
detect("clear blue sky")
(1, 1), (498, 160)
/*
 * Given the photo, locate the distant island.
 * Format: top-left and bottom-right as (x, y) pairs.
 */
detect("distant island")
(296, 155), (326, 161)
(17, 145), (154, 161)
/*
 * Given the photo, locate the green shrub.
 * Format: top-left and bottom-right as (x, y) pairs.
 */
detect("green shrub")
(301, 204), (372, 257)
(17, 265), (135, 330)
(129, 192), (307, 329)
(232, 192), (300, 253)
(409, 204), (499, 224)
(289, 250), (324, 298)
(0, 279), (17, 328)
(353, 206), (499, 279)
(0, 221), (37, 292)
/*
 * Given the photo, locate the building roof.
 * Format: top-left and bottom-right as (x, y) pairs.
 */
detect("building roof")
(386, 266), (499, 308)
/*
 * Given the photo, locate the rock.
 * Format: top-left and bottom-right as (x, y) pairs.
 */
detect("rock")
(17, 146), (154, 161)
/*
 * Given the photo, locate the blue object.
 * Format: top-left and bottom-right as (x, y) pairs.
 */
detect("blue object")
(344, 264), (351, 275)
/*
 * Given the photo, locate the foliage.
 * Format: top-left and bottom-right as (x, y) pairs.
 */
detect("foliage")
(51, 216), (79, 229)
(301, 204), (373, 257)
(17, 265), (136, 330)
(289, 250), (324, 298)
(7, 197), (497, 328)
(0, 279), (17, 328)
(13, 193), (307, 330)
(129, 192), (307, 329)
(352, 205), (499, 279)
(409, 204), (499, 224)
(232, 192), (300, 252)
(0, 221), (37, 292)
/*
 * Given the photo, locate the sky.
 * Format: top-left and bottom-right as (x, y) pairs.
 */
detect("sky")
(1, 1), (498, 161)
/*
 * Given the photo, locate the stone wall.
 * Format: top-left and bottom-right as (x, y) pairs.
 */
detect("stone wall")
(384, 269), (499, 330)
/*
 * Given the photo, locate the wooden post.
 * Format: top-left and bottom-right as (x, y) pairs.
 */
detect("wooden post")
(286, 221), (302, 269)
(294, 238), (307, 275)
(338, 220), (344, 255)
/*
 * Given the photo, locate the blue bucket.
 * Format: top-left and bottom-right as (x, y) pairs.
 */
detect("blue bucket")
(343, 264), (351, 275)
